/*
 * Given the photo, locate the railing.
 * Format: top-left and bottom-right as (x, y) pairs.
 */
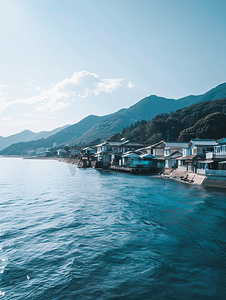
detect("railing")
(197, 169), (226, 177)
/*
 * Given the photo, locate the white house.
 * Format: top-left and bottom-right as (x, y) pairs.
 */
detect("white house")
(145, 141), (188, 158)
(94, 141), (122, 154)
(195, 138), (226, 176)
(178, 139), (218, 172)
(186, 139), (217, 156)
(163, 142), (188, 157)
(214, 138), (226, 156)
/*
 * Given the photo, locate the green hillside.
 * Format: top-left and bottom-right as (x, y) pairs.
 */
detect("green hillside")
(110, 98), (226, 144)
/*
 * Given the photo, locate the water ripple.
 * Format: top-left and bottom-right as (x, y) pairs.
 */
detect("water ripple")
(0, 158), (226, 299)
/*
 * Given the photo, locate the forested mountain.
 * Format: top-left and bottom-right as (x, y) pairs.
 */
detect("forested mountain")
(108, 98), (226, 144)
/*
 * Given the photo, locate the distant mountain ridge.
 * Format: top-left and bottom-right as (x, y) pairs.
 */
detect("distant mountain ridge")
(0, 115), (102, 155)
(0, 125), (69, 151)
(178, 82), (226, 106)
(1, 82), (226, 155)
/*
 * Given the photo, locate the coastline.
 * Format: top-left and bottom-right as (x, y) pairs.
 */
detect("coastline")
(1, 155), (225, 189)
(161, 168), (226, 189)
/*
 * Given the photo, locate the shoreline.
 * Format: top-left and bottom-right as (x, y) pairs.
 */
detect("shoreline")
(1, 155), (225, 189)
(161, 168), (226, 189)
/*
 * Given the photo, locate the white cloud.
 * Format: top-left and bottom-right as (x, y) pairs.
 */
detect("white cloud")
(0, 84), (7, 89)
(0, 71), (123, 117)
(55, 71), (122, 97)
(23, 113), (34, 117)
(92, 78), (123, 95)
(35, 100), (70, 114)
(14, 71), (123, 114)
(0, 93), (11, 114)
(1, 116), (13, 121)
(127, 82), (135, 89)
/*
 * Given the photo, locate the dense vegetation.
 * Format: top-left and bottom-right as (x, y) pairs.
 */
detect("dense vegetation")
(108, 98), (226, 144)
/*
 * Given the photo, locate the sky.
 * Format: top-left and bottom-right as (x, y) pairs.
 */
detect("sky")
(0, 0), (226, 137)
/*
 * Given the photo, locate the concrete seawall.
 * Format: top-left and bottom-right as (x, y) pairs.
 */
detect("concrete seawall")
(161, 169), (226, 189)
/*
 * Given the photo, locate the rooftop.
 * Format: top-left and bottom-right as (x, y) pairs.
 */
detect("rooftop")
(81, 147), (95, 151)
(178, 154), (197, 160)
(218, 138), (226, 144)
(94, 141), (123, 147)
(165, 150), (183, 159)
(190, 139), (218, 146)
(122, 141), (145, 147)
(145, 140), (165, 149)
(165, 142), (189, 148)
(122, 153), (141, 158)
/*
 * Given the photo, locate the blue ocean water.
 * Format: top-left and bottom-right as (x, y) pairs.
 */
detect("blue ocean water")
(0, 158), (226, 300)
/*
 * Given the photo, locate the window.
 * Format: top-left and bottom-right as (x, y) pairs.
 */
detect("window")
(215, 146), (221, 154)
(197, 148), (202, 154)
(192, 147), (197, 154)
(165, 149), (170, 156)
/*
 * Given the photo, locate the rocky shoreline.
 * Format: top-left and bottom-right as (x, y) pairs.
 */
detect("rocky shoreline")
(161, 168), (226, 189)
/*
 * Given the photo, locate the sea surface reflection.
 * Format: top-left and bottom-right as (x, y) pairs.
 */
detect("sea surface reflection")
(0, 157), (226, 299)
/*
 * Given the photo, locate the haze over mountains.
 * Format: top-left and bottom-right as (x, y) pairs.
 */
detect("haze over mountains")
(0, 125), (69, 151)
(1, 82), (226, 155)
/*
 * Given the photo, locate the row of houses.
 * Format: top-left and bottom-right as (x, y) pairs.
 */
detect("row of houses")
(76, 138), (226, 177)
(53, 136), (226, 177)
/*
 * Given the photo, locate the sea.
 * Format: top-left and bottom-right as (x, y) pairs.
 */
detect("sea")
(0, 157), (226, 300)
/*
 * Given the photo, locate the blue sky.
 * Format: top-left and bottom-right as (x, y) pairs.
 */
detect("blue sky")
(0, 0), (226, 136)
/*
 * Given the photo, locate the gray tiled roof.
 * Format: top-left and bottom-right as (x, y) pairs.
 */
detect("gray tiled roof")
(191, 139), (217, 146)
(122, 142), (145, 147)
(165, 150), (182, 159)
(165, 142), (189, 148)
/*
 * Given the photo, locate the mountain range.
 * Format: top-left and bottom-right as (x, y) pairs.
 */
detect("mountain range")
(1, 82), (226, 155)
(0, 124), (69, 151)
(110, 98), (226, 144)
